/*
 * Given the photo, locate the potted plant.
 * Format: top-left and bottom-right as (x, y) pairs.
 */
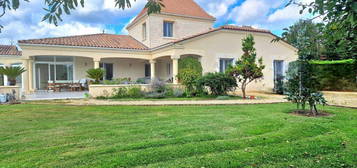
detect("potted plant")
(0, 66), (26, 86)
(86, 68), (104, 84)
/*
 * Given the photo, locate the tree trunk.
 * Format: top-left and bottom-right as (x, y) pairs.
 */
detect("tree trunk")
(313, 105), (319, 115)
(310, 104), (315, 116)
(241, 85), (246, 98)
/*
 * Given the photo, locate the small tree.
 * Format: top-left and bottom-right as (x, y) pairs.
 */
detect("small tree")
(0, 66), (26, 86)
(227, 35), (265, 98)
(285, 61), (327, 115)
(86, 68), (104, 84)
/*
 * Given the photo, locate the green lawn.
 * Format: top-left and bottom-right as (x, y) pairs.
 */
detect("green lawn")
(0, 103), (356, 168)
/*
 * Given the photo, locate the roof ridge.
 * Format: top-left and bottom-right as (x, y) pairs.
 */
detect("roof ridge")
(18, 33), (129, 42)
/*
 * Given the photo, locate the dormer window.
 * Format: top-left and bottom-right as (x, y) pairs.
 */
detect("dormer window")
(163, 21), (173, 37)
(142, 23), (147, 41)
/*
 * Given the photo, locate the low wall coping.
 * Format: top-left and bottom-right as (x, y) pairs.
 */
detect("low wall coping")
(89, 84), (180, 87)
(89, 84), (150, 87)
(0, 86), (21, 88)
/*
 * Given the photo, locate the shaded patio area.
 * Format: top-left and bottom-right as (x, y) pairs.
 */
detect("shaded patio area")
(25, 91), (88, 100)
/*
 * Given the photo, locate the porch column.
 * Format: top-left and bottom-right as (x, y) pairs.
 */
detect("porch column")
(28, 59), (34, 92)
(93, 58), (101, 69)
(150, 60), (156, 80)
(22, 59), (33, 94)
(172, 57), (179, 84)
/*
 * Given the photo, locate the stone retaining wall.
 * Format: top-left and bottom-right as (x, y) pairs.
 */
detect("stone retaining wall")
(0, 86), (21, 100)
(89, 84), (183, 98)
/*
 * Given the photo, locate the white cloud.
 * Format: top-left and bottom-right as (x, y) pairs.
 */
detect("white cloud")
(0, 0), (143, 44)
(0, 0), (318, 44)
(267, 5), (303, 22)
(206, 0), (236, 18)
(229, 0), (269, 24)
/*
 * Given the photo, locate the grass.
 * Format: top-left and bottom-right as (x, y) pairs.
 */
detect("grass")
(0, 103), (356, 167)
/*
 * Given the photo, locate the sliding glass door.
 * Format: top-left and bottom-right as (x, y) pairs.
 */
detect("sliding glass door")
(34, 56), (74, 90)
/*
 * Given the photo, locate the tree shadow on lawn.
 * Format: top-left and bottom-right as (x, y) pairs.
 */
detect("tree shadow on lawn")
(291, 110), (332, 117)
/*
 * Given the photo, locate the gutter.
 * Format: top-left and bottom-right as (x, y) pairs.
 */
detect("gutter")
(18, 43), (150, 53)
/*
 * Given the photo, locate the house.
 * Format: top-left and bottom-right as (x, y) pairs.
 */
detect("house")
(0, 0), (297, 95)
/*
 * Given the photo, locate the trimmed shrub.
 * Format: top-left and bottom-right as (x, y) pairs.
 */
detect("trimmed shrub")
(164, 86), (174, 97)
(314, 64), (357, 91)
(112, 87), (128, 98)
(177, 69), (201, 96)
(127, 87), (143, 98)
(197, 72), (237, 96)
(173, 88), (184, 97)
(178, 56), (202, 75)
(145, 92), (166, 99)
(216, 96), (231, 100)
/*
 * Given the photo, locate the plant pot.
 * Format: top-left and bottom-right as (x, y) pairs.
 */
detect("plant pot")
(8, 79), (17, 86)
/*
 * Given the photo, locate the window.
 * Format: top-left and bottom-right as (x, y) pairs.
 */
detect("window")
(142, 23), (147, 41)
(219, 58), (234, 73)
(100, 63), (113, 80)
(10, 63), (23, 87)
(145, 64), (151, 77)
(273, 60), (284, 79)
(163, 21), (173, 37)
(167, 63), (171, 76)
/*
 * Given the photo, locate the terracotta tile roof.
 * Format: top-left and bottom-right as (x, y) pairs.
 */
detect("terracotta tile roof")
(168, 25), (271, 44)
(154, 25), (295, 49)
(130, 0), (215, 26)
(0, 45), (22, 56)
(18, 34), (148, 50)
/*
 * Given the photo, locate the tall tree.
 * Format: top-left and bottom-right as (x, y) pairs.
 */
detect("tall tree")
(0, 0), (163, 32)
(227, 35), (265, 98)
(281, 20), (324, 60)
(287, 0), (356, 60)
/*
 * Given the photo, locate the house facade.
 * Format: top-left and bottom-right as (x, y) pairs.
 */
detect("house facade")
(0, 0), (297, 95)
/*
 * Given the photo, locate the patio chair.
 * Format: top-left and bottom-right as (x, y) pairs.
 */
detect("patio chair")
(47, 81), (61, 92)
(69, 81), (81, 91)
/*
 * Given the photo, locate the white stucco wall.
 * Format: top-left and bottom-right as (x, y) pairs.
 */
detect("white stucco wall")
(74, 57), (93, 80)
(127, 16), (150, 47)
(128, 14), (214, 48)
(175, 30), (298, 92)
(101, 58), (148, 81)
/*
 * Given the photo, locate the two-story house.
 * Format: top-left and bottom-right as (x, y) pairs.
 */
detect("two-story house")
(0, 0), (297, 95)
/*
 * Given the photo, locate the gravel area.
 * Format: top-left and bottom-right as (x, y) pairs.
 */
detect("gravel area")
(322, 91), (357, 108)
(50, 92), (287, 106)
(25, 91), (356, 108)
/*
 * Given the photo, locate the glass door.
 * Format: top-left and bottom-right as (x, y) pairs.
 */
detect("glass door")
(100, 63), (113, 80)
(273, 60), (284, 92)
(35, 63), (50, 90)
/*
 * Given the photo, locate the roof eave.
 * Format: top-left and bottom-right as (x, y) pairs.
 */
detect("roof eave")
(18, 43), (149, 52)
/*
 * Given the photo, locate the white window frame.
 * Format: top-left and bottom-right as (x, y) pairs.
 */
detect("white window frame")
(34, 56), (75, 90)
(216, 54), (237, 72)
(10, 63), (24, 89)
(142, 22), (147, 41)
(163, 21), (174, 37)
(166, 62), (171, 76)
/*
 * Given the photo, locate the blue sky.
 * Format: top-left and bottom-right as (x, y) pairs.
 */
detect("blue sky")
(0, 0), (314, 45)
